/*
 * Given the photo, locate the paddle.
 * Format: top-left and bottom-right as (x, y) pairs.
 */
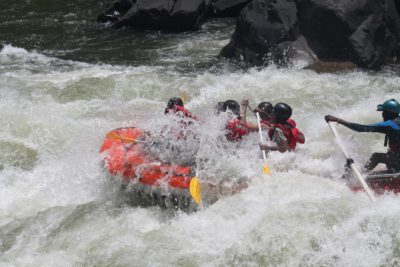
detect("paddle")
(106, 131), (147, 144)
(178, 91), (201, 204)
(328, 122), (376, 201)
(189, 175), (201, 204)
(181, 91), (187, 104)
(256, 112), (270, 174)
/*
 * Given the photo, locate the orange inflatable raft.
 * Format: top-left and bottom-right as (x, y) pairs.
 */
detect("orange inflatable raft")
(100, 127), (198, 208)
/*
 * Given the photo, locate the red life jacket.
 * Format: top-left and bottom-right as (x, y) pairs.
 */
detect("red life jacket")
(268, 119), (304, 150)
(164, 105), (197, 140)
(226, 119), (250, 142)
(164, 105), (197, 120)
(261, 120), (271, 127)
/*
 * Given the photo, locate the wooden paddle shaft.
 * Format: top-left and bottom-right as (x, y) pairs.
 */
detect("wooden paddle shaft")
(328, 122), (376, 201)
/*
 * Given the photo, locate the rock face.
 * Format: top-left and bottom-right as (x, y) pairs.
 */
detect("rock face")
(98, 0), (208, 31)
(209, 0), (252, 17)
(221, 0), (400, 69)
(98, 0), (136, 23)
(220, 0), (299, 65)
(97, 0), (400, 69)
(97, 0), (254, 30)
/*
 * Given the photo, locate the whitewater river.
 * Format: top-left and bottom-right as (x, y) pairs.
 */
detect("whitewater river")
(2, 1), (400, 266)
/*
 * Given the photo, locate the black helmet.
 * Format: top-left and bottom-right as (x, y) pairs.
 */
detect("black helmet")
(273, 103), (292, 122)
(222, 100), (240, 117)
(258, 102), (273, 115)
(167, 97), (184, 109)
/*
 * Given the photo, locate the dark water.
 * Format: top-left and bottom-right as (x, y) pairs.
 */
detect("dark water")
(0, 0), (235, 70)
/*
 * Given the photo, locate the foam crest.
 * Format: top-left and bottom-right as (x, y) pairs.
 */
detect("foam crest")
(0, 44), (53, 65)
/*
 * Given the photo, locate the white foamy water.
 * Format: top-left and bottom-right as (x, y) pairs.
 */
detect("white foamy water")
(1, 45), (400, 266)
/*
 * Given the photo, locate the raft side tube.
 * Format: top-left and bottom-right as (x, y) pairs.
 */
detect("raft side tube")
(122, 182), (197, 210)
(348, 171), (400, 194)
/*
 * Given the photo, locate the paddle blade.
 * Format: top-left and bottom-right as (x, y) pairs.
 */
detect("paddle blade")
(106, 132), (136, 143)
(189, 177), (201, 204)
(181, 91), (187, 104)
(263, 165), (270, 174)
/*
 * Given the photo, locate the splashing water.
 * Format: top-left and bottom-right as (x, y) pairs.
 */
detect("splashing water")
(1, 31), (400, 266)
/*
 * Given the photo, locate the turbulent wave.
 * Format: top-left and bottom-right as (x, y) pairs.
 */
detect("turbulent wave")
(1, 41), (400, 266)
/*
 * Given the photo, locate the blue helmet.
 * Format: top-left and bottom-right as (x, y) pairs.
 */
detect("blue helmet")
(376, 99), (400, 114)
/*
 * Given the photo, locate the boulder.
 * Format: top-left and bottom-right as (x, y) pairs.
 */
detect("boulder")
(297, 0), (385, 68)
(221, 0), (400, 69)
(98, 0), (253, 27)
(97, 0), (400, 69)
(209, 0), (252, 17)
(97, 0), (135, 23)
(98, 0), (208, 31)
(220, 0), (299, 65)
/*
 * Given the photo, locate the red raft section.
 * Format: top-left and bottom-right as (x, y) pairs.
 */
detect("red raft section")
(100, 127), (193, 191)
(349, 172), (400, 195)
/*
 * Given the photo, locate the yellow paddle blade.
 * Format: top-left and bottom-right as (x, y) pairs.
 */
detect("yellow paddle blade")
(262, 165), (270, 174)
(189, 177), (201, 204)
(106, 132), (136, 143)
(181, 91), (187, 104)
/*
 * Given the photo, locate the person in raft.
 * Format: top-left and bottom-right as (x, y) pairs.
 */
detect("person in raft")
(240, 100), (274, 130)
(164, 97), (197, 120)
(221, 100), (256, 141)
(325, 99), (400, 172)
(259, 103), (305, 153)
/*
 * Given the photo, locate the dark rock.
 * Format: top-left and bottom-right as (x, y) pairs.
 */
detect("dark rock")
(99, 0), (208, 31)
(97, 0), (135, 23)
(98, 0), (252, 27)
(380, 0), (400, 65)
(209, 0), (252, 17)
(115, 0), (175, 29)
(297, 0), (382, 68)
(221, 0), (400, 69)
(170, 0), (208, 30)
(349, 10), (384, 69)
(96, 0), (400, 69)
(297, 0), (400, 69)
(220, 0), (299, 65)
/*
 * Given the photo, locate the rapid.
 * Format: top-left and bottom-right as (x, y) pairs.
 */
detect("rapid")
(1, 0), (400, 266)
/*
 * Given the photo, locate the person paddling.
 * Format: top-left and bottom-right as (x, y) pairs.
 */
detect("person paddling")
(254, 101), (274, 127)
(164, 97), (197, 120)
(241, 100), (274, 130)
(162, 96), (198, 140)
(260, 103), (305, 153)
(325, 99), (400, 172)
(222, 100), (255, 141)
